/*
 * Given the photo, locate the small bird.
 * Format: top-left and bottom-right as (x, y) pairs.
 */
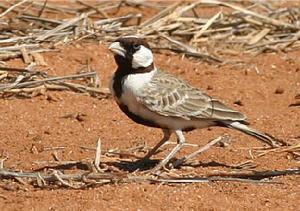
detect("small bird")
(109, 36), (279, 172)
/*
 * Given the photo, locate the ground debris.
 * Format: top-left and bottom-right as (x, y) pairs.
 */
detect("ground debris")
(0, 66), (110, 99)
(0, 1), (299, 64)
(1, 140), (299, 189)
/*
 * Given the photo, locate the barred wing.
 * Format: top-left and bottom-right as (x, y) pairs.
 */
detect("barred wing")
(137, 71), (245, 121)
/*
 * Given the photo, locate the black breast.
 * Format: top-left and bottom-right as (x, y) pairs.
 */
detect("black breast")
(112, 68), (160, 128)
(112, 64), (161, 129)
(112, 71), (124, 98)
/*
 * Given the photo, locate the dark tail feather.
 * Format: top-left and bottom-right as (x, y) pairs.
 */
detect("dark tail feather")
(224, 121), (281, 148)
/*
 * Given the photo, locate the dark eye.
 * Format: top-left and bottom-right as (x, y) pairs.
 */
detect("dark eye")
(133, 44), (140, 50)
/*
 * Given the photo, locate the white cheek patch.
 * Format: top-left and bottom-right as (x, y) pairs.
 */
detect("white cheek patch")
(132, 45), (153, 69)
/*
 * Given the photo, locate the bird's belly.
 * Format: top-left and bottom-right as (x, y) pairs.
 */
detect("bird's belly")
(118, 96), (215, 131)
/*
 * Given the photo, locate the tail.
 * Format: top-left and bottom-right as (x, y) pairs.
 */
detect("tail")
(224, 121), (281, 148)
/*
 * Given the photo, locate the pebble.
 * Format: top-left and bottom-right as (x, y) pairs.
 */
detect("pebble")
(207, 85), (213, 90)
(275, 87), (284, 94)
(234, 99), (244, 106)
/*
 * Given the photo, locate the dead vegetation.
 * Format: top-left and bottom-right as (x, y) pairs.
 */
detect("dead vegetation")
(0, 0), (299, 189)
(0, 66), (110, 99)
(1, 138), (299, 189)
(1, 0), (300, 96)
(1, 0), (300, 62)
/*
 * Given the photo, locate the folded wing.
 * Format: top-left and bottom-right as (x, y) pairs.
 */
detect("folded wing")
(137, 70), (246, 121)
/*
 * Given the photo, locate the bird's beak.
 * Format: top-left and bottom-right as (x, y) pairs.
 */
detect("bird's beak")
(109, 42), (126, 57)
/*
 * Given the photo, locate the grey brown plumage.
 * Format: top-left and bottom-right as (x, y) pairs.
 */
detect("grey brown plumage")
(136, 69), (278, 146)
(109, 36), (280, 172)
(138, 69), (245, 122)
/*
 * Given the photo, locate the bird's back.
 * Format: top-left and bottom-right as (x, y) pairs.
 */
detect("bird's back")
(138, 69), (246, 122)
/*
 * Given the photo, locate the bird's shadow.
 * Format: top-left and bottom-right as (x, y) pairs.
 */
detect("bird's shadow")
(182, 160), (236, 169)
(107, 159), (160, 172)
(33, 159), (249, 173)
(34, 162), (90, 172)
(106, 159), (240, 172)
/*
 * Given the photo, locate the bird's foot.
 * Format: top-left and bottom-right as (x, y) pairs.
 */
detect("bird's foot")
(148, 164), (170, 176)
(172, 157), (186, 168)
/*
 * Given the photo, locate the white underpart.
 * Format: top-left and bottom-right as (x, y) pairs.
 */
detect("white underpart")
(121, 68), (157, 103)
(132, 45), (153, 69)
(109, 68), (157, 104)
(116, 68), (216, 130)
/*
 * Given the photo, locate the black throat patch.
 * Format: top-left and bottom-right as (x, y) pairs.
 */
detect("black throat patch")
(111, 36), (154, 98)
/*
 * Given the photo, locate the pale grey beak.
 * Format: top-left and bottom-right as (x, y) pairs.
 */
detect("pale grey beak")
(109, 42), (126, 57)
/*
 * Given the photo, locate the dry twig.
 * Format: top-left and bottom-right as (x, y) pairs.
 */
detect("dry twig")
(94, 138), (102, 172)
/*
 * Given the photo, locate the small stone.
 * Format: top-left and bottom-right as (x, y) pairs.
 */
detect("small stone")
(275, 87), (284, 94)
(207, 85), (213, 90)
(216, 141), (229, 148)
(234, 99), (244, 106)
(44, 130), (50, 135)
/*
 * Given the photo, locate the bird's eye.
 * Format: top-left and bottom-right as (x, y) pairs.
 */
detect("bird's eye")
(133, 44), (140, 50)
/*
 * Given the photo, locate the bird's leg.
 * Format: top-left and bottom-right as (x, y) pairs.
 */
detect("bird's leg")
(142, 129), (171, 161)
(173, 136), (224, 168)
(151, 130), (185, 173)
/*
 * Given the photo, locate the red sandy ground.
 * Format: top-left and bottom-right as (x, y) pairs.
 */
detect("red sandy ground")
(0, 2), (300, 211)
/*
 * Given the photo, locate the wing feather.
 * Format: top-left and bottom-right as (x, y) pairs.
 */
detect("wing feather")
(137, 70), (245, 121)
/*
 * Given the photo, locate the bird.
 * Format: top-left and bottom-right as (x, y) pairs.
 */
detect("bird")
(108, 35), (279, 172)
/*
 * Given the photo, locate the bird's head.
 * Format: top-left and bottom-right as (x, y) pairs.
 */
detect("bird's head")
(109, 36), (154, 73)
